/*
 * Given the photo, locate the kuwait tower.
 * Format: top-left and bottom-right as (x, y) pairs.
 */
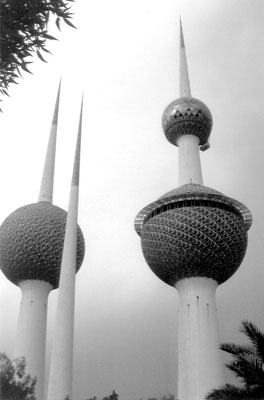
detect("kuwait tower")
(134, 20), (252, 400)
(0, 84), (85, 400)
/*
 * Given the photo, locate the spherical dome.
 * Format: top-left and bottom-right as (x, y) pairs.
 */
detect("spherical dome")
(141, 206), (247, 286)
(0, 202), (85, 288)
(135, 183), (252, 286)
(135, 183), (252, 235)
(159, 183), (223, 199)
(162, 97), (213, 146)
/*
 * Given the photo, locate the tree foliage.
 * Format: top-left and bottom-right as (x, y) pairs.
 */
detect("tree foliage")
(0, 0), (75, 104)
(0, 352), (36, 400)
(85, 390), (119, 400)
(146, 395), (175, 400)
(206, 320), (264, 400)
(84, 393), (176, 400)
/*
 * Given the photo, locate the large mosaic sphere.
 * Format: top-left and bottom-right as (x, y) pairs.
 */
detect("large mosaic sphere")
(135, 184), (251, 286)
(162, 97), (213, 147)
(0, 202), (85, 288)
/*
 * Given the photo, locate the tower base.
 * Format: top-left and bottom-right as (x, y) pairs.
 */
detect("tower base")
(14, 280), (52, 400)
(175, 277), (225, 400)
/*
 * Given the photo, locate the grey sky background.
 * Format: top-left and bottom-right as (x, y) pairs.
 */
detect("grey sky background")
(0, 0), (264, 399)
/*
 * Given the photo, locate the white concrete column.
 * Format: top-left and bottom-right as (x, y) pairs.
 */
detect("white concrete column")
(177, 135), (203, 186)
(46, 186), (78, 400)
(47, 99), (82, 400)
(175, 277), (225, 400)
(14, 280), (52, 400)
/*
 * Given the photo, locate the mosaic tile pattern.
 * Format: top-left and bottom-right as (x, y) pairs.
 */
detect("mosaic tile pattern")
(135, 184), (252, 235)
(141, 206), (248, 286)
(0, 202), (85, 288)
(162, 97), (213, 146)
(159, 183), (223, 199)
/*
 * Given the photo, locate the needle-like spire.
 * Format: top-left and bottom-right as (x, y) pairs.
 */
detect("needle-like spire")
(71, 97), (83, 188)
(38, 80), (61, 203)
(180, 17), (191, 97)
(46, 98), (83, 400)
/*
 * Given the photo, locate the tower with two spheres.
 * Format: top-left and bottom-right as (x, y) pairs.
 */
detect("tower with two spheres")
(0, 84), (85, 400)
(135, 20), (252, 400)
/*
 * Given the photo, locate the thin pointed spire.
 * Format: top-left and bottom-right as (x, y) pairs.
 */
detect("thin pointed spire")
(71, 96), (83, 188)
(38, 80), (61, 203)
(180, 17), (185, 49)
(179, 17), (191, 97)
(46, 98), (84, 400)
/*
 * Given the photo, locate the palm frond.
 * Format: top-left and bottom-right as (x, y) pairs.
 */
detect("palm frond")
(240, 353), (264, 373)
(221, 342), (255, 357)
(207, 321), (264, 400)
(206, 383), (252, 399)
(241, 320), (264, 361)
(228, 357), (264, 388)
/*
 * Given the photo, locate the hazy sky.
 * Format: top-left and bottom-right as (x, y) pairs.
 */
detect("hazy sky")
(0, 1), (264, 399)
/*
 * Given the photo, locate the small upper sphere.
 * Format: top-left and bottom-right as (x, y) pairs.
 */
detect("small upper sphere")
(162, 97), (213, 146)
(0, 202), (85, 288)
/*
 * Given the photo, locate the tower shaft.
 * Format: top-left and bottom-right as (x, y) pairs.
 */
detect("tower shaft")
(13, 280), (52, 400)
(46, 186), (78, 400)
(177, 135), (203, 185)
(47, 101), (83, 400)
(176, 278), (224, 400)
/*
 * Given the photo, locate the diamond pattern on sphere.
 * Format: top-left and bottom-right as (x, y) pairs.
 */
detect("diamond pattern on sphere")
(159, 183), (223, 199)
(0, 202), (85, 288)
(162, 97), (213, 146)
(141, 206), (247, 286)
(135, 183), (252, 235)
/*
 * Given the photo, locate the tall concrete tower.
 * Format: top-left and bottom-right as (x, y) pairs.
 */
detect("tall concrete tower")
(0, 85), (85, 400)
(134, 20), (252, 400)
(47, 99), (83, 400)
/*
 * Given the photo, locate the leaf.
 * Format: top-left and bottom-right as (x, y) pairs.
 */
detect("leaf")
(2, 89), (10, 97)
(21, 63), (33, 74)
(37, 50), (47, 62)
(63, 18), (76, 29)
(43, 32), (58, 41)
(9, 78), (19, 84)
(55, 17), (61, 31)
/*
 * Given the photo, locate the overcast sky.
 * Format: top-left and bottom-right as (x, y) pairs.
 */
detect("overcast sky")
(0, 0), (264, 399)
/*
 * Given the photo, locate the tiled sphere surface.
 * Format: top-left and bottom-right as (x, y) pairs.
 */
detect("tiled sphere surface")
(0, 202), (85, 288)
(159, 183), (223, 200)
(162, 97), (213, 146)
(135, 183), (252, 236)
(141, 206), (247, 286)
